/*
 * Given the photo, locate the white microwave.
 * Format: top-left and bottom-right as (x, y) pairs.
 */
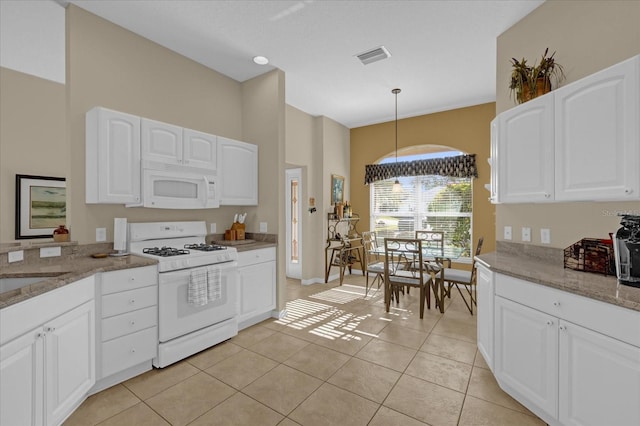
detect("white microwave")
(137, 167), (219, 209)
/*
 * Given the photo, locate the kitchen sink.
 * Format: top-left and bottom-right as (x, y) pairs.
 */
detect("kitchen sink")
(0, 276), (60, 294)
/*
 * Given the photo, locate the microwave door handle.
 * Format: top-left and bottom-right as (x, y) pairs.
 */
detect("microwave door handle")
(202, 175), (209, 207)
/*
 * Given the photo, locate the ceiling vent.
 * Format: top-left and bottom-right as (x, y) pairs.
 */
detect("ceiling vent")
(356, 46), (391, 65)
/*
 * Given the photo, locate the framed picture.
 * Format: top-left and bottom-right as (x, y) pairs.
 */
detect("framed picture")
(331, 174), (344, 205)
(15, 174), (66, 239)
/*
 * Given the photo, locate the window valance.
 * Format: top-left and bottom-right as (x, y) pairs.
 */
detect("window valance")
(364, 154), (478, 185)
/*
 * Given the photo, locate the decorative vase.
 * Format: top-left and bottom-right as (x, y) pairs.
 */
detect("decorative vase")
(518, 77), (552, 103)
(53, 225), (70, 242)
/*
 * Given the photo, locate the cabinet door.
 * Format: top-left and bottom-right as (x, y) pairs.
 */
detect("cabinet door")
(141, 118), (183, 165)
(555, 56), (639, 201)
(217, 137), (258, 205)
(183, 129), (217, 170)
(488, 118), (499, 203)
(476, 263), (494, 371)
(494, 296), (558, 422)
(0, 329), (44, 426)
(86, 107), (141, 204)
(559, 320), (640, 426)
(45, 301), (95, 426)
(238, 261), (276, 325)
(497, 94), (555, 202)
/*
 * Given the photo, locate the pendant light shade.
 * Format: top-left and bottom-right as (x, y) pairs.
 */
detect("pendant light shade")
(392, 88), (403, 193)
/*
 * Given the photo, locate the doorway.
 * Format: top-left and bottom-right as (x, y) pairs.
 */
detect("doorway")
(285, 168), (302, 279)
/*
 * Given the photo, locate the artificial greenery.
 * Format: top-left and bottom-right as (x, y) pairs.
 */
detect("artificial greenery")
(509, 48), (565, 104)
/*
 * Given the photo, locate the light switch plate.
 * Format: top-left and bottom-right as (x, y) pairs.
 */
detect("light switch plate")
(8, 250), (24, 263)
(96, 227), (107, 242)
(504, 226), (512, 240)
(40, 247), (61, 258)
(260, 222), (267, 233)
(210, 223), (216, 233)
(541, 228), (551, 244)
(522, 227), (531, 242)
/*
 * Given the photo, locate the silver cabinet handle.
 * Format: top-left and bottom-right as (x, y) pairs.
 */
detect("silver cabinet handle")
(45, 326), (55, 332)
(544, 193), (551, 198)
(130, 348), (136, 354)
(129, 299), (136, 304)
(546, 320), (553, 326)
(559, 325), (567, 331)
(553, 301), (560, 307)
(624, 188), (632, 194)
(130, 320), (136, 326)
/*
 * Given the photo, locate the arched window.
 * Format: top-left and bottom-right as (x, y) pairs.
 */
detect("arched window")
(369, 149), (473, 260)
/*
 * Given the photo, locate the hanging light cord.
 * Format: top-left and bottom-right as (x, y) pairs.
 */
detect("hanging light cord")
(393, 88), (400, 165)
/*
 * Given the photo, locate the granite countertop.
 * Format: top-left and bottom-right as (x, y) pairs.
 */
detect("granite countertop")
(0, 254), (157, 309)
(476, 248), (640, 312)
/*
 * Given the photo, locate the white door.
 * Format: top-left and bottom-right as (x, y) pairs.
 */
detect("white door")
(559, 320), (640, 426)
(88, 107), (141, 204)
(286, 168), (302, 279)
(497, 94), (554, 202)
(45, 301), (95, 426)
(0, 328), (44, 426)
(183, 129), (217, 170)
(494, 296), (558, 422)
(217, 137), (258, 205)
(554, 55), (639, 201)
(141, 118), (183, 165)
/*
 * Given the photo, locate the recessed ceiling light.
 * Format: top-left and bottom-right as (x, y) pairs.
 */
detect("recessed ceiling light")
(253, 56), (269, 65)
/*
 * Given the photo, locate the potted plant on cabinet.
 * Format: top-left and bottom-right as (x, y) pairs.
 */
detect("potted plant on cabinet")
(509, 48), (565, 104)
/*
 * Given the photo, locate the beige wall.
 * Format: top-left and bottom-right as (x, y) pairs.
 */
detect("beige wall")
(496, 0), (640, 248)
(285, 106), (351, 282)
(350, 103), (496, 263)
(0, 67), (67, 241)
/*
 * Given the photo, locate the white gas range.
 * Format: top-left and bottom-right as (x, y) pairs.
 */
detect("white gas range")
(128, 221), (238, 368)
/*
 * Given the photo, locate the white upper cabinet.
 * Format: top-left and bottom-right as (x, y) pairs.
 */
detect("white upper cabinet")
(497, 95), (555, 203)
(142, 119), (217, 171)
(183, 129), (217, 170)
(554, 55), (639, 201)
(217, 137), (258, 205)
(86, 107), (141, 204)
(141, 119), (183, 165)
(490, 54), (640, 203)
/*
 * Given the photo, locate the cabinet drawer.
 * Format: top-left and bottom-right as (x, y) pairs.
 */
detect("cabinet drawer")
(102, 306), (157, 342)
(495, 273), (640, 347)
(102, 286), (157, 318)
(238, 247), (276, 267)
(101, 266), (157, 295)
(101, 327), (157, 378)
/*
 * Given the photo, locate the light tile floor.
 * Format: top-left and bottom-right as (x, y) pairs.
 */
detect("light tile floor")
(65, 274), (546, 426)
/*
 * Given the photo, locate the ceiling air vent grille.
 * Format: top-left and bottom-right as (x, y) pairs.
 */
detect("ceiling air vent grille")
(356, 46), (391, 65)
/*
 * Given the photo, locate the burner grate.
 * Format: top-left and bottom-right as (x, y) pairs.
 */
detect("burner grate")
(143, 246), (190, 257)
(184, 243), (227, 252)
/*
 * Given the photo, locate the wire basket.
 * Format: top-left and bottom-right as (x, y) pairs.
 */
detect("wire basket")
(564, 238), (615, 276)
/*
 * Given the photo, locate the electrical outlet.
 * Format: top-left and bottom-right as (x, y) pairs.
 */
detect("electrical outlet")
(8, 250), (24, 263)
(504, 226), (512, 240)
(522, 227), (531, 242)
(541, 228), (551, 244)
(210, 223), (216, 233)
(40, 247), (61, 258)
(96, 227), (107, 242)
(260, 222), (267, 233)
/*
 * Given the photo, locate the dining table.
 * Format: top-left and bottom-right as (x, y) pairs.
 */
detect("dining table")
(373, 243), (464, 314)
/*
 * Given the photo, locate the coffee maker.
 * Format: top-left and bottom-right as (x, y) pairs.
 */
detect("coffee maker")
(613, 214), (640, 287)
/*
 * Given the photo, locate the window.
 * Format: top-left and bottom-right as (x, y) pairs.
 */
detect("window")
(370, 152), (473, 260)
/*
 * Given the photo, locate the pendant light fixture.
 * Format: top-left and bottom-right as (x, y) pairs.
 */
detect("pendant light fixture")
(392, 88), (403, 193)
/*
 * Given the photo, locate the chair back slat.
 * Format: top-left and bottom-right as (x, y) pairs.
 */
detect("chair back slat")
(415, 230), (444, 257)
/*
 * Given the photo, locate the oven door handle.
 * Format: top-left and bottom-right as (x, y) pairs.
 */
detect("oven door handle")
(202, 175), (209, 207)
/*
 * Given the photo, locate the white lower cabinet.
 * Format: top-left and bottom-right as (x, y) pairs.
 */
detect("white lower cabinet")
(493, 272), (640, 426)
(494, 296), (558, 423)
(0, 277), (95, 426)
(559, 321), (640, 426)
(475, 263), (494, 371)
(94, 265), (158, 392)
(237, 247), (276, 330)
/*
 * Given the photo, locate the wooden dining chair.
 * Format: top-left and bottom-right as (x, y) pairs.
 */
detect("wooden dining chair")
(362, 231), (385, 296)
(440, 237), (484, 315)
(383, 238), (433, 318)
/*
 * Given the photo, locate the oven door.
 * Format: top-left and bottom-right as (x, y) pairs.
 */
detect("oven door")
(142, 168), (219, 209)
(158, 261), (238, 343)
